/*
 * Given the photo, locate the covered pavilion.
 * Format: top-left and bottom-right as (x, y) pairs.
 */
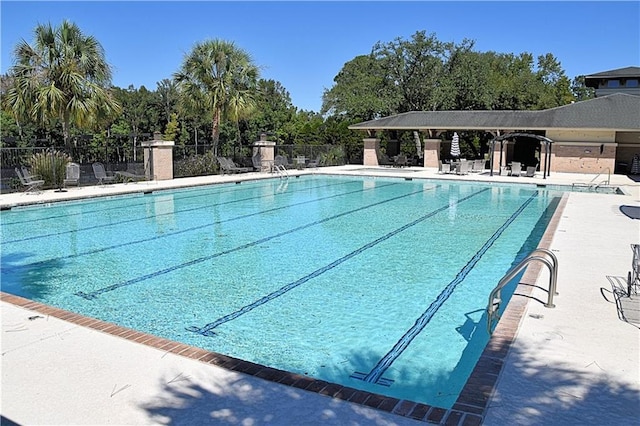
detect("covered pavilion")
(349, 93), (640, 175)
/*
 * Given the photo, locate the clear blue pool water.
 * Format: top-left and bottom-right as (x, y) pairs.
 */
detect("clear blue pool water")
(0, 175), (561, 408)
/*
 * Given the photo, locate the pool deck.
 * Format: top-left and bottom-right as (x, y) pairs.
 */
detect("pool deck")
(1, 166), (639, 425)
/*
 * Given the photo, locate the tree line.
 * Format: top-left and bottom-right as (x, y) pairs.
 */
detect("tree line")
(1, 22), (594, 164)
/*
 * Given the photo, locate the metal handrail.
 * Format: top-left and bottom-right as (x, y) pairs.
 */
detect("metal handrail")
(572, 167), (611, 190)
(487, 248), (558, 334)
(272, 164), (289, 179)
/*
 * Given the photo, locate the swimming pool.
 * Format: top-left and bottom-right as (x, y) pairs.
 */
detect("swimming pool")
(0, 175), (561, 408)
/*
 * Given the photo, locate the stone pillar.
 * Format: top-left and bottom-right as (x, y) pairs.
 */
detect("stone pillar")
(141, 131), (174, 180)
(363, 138), (381, 166)
(253, 133), (275, 172)
(423, 138), (442, 168)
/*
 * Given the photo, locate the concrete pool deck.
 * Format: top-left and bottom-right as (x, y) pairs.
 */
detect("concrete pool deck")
(1, 166), (639, 425)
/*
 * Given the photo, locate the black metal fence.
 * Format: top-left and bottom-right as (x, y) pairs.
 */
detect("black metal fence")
(1, 144), (348, 193)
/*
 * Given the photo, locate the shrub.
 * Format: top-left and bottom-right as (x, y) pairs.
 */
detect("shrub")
(174, 151), (220, 177)
(29, 150), (71, 188)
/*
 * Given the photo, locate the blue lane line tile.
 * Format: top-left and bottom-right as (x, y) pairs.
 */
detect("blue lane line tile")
(2, 182), (400, 275)
(74, 183), (424, 300)
(351, 192), (538, 386)
(186, 187), (488, 336)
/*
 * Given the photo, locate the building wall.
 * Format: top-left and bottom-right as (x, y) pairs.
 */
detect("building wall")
(546, 129), (616, 174)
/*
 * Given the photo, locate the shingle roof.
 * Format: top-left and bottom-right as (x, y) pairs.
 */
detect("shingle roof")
(584, 66), (640, 79)
(348, 93), (640, 132)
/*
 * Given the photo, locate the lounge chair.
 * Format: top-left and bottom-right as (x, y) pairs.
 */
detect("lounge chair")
(15, 167), (44, 194)
(92, 162), (116, 185)
(63, 162), (80, 187)
(509, 162), (522, 177)
(115, 164), (148, 183)
(217, 157), (251, 174)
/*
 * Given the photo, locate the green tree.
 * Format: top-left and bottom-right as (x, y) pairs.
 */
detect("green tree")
(373, 31), (454, 112)
(156, 78), (178, 123)
(321, 54), (395, 121)
(4, 20), (120, 147)
(444, 45), (493, 110)
(570, 75), (595, 102)
(244, 79), (296, 144)
(164, 112), (179, 142)
(174, 39), (260, 156)
(112, 85), (158, 160)
(535, 53), (574, 109)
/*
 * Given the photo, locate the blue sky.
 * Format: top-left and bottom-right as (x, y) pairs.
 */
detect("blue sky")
(1, 1), (639, 112)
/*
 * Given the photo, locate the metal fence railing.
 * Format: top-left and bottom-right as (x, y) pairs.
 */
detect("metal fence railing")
(1, 144), (348, 193)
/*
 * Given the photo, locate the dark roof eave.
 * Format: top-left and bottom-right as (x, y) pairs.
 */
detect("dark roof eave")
(348, 94), (640, 132)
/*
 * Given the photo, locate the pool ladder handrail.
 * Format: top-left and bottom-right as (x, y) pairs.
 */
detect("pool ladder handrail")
(272, 164), (289, 179)
(571, 167), (611, 191)
(487, 248), (558, 334)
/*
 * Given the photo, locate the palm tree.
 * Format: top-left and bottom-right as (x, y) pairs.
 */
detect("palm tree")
(174, 39), (259, 156)
(5, 20), (120, 147)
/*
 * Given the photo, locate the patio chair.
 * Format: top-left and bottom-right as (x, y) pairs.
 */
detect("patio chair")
(472, 159), (485, 173)
(306, 155), (321, 168)
(438, 161), (450, 174)
(524, 166), (536, 177)
(393, 154), (408, 167)
(15, 167), (44, 194)
(274, 155), (289, 170)
(378, 154), (394, 167)
(92, 162), (116, 185)
(115, 163), (148, 183)
(294, 155), (307, 169)
(63, 162), (80, 187)
(251, 154), (263, 171)
(455, 160), (473, 175)
(509, 162), (522, 177)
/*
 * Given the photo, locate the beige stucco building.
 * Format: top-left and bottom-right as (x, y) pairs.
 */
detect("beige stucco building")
(350, 67), (640, 175)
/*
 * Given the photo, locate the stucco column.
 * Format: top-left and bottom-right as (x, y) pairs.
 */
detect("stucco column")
(141, 132), (174, 180)
(253, 133), (275, 172)
(363, 138), (381, 166)
(423, 138), (441, 168)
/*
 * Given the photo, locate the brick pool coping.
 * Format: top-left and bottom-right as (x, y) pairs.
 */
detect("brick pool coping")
(0, 193), (567, 425)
